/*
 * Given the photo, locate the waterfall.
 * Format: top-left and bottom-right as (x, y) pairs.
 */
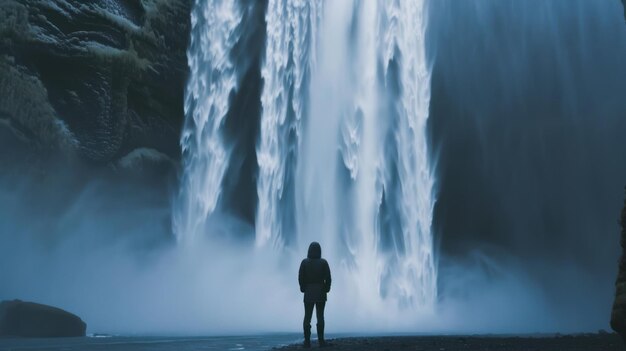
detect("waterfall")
(379, 0), (436, 307)
(176, 0), (436, 311)
(256, 0), (321, 248)
(297, 0), (436, 309)
(173, 0), (243, 242)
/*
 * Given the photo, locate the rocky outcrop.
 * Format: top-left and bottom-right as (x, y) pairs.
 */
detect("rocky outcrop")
(611, 187), (626, 341)
(0, 299), (86, 337)
(0, 0), (191, 164)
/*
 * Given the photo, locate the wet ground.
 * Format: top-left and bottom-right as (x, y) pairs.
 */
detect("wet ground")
(0, 334), (301, 351)
(0, 333), (622, 350)
(274, 333), (625, 351)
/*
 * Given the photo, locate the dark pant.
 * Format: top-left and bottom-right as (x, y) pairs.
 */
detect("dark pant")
(303, 301), (325, 328)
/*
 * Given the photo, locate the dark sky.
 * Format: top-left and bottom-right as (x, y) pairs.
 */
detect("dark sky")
(427, 0), (626, 318)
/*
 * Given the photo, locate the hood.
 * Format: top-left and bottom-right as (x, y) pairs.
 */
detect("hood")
(307, 242), (321, 259)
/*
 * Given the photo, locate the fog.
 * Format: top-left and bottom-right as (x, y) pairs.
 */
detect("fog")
(0, 166), (616, 334)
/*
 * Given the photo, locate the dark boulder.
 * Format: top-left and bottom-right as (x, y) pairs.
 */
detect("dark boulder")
(0, 299), (86, 337)
(611, 187), (626, 341)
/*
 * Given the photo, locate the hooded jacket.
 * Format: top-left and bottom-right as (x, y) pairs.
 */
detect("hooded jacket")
(298, 242), (332, 303)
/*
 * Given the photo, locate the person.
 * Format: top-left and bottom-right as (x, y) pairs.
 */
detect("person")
(298, 242), (331, 348)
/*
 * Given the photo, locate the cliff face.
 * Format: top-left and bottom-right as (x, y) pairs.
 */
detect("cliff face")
(0, 0), (191, 165)
(611, 188), (626, 340)
(611, 1), (625, 328)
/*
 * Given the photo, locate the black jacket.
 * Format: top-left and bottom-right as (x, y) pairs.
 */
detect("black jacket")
(298, 242), (331, 303)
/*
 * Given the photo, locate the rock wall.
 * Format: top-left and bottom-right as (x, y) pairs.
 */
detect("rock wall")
(611, 187), (626, 341)
(0, 0), (191, 165)
(616, 7), (626, 340)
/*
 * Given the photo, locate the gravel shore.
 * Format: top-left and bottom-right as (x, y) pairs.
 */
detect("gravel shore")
(273, 333), (624, 350)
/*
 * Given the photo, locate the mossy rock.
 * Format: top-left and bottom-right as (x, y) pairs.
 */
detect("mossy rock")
(0, 0), (191, 164)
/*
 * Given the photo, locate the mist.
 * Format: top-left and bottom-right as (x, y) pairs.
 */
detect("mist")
(0, 165), (616, 335)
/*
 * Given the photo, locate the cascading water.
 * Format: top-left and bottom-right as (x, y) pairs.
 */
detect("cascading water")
(379, 0), (436, 308)
(176, 0), (436, 315)
(297, 0), (436, 310)
(174, 0), (243, 243)
(256, 0), (321, 248)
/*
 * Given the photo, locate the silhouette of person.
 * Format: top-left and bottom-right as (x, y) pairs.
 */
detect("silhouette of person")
(299, 242), (331, 348)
